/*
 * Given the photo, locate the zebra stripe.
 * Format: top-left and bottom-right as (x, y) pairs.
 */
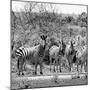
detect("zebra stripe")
(16, 47), (26, 57)
(15, 46), (35, 58)
(16, 49), (22, 56)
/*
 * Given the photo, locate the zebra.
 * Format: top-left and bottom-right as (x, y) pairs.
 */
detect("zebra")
(65, 40), (77, 72)
(74, 45), (87, 73)
(15, 35), (47, 75)
(49, 40), (66, 72)
(65, 39), (87, 73)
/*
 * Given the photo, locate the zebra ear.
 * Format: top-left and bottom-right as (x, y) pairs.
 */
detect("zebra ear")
(40, 35), (47, 40)
(40, 35), (43, 40)
(71, 41), (73, 45)
(45, 35), (47, 40)
(59, 40), (61, 44)
(45, 35), (47, 39)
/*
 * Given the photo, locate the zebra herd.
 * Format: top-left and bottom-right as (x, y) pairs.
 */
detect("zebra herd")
(15, 35), (87, 76)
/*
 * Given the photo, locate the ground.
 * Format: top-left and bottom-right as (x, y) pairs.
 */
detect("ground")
(11, 59), (88, 90)
(11, 76), (87, 89)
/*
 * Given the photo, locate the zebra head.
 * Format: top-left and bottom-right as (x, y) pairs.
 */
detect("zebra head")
(40, 35), (47, 47)
(58, 40), (66, 56)
(40, 35), (47, 41)
(37, 35), (48, 58)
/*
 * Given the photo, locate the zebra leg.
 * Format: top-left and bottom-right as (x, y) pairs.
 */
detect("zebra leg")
(56, 59), (59, 72)
(59, 58), (61, 72)
(76, 64), (80, 78)
(68, 60), (72, 72)
(40, 64), (43, 75)
(53, 60), (56, 72)
(81, 63), (86, 73)
(68, 64), (71, 72)
(21, 58), (25, 75)
(80, 64), (83, 72)
(85, 61), (88, 72)
(84, 62), (87, 72)
(18, 64), (22, 76)
(56, 64), (58, 73)
(59, 64), (61, 72)
(17, 59), (19, 75)
(17, 58), (21, 76)
(34, 64), (37, 75)
(23, 62), (26, 71)
(21, 66), (24, 75)
(77, 64), (79, 72)
(50, 57), (52, 72)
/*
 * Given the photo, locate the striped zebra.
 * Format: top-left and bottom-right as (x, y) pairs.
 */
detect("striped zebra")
(49, 40), (66, 72)
(75, 45), (88, 73)
(15, 35), (47, 75)
(65, 40), (77, 72)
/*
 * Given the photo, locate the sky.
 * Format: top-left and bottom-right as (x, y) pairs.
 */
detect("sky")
(12, 1), (87, 14)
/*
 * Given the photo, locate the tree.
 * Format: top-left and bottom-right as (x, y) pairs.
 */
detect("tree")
(14, 2), (38, 46)
(11, 11), (17, 50)
(77, 12), (87, 27)
(65, 16), (75, 24)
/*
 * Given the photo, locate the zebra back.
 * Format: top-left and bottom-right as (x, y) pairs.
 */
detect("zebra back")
(15, 45), (40, 58)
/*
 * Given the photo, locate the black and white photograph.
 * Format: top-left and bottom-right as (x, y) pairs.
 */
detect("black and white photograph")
(11, 0), (88, 89)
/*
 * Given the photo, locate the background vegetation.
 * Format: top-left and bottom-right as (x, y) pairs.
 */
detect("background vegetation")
(11, 2), (87, 70)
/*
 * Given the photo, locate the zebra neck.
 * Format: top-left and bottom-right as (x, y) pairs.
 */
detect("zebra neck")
(38, 42), (46, 57)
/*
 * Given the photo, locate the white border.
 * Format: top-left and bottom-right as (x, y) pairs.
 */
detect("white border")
(0, 0), (89, 90)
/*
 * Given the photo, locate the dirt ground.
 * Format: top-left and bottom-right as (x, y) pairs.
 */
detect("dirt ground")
(11, 74), (87, 90)
(11, 63), (88, 90)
